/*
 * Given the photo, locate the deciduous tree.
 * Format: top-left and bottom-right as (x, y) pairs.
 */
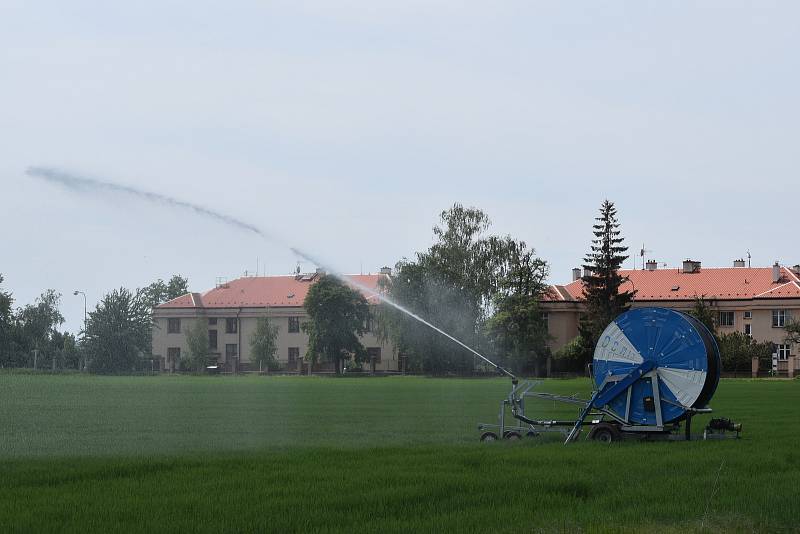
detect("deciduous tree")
(185, 318), (210, 372)
(717, 331), (773, 373)
(141, 275), (189, 310)
(0, 274), (13, 363)
(85, 288), (151, 373)
(12, 289), (65, 368)
(784, 320), (800, 345)
(250, 315), (279, 372)
(382, 204), (547, 374)
(486, 246), (551, 375)
(303, 275), (369, 375)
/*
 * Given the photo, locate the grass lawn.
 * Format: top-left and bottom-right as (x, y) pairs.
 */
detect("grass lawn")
(1, 374), (798, 532)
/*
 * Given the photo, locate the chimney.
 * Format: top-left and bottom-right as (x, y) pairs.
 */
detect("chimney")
(793, 265), (800, 275)
(682, 259), (701, 274)
(733, 259), (746, 268)
(772, 262), (781, 283)
(380, 266), (392, 275)
(645, 260), (657, 271)
(583, 267), (592, 278)
(572, 268), (582, 281)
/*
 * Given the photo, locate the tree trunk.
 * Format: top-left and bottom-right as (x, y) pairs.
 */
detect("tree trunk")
(546, 354), (552, 378)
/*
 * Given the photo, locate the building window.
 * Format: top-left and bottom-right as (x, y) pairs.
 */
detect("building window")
(208, 318), (217, 326)
(367, 347), (382, 363)
(167, 347), (180, 362)
(288, 347), (299, 363)
(743, 311), (752, 320)
(226, 318), (238, 334)
(225, 344), (238, 360)
(744, 324), (752, 337)
(772, 310), (788, 327)
(364, 316), (373, 333)
(776, 344), (790, 361)
(208, 330), (218, 350)
(541, 312), (549, 331)
(718, 311), (734, 327)
(288, 317), (300, 333)
(167, 318), (181, 333)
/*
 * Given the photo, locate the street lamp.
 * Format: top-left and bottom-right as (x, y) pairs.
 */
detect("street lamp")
(73, 291), (87, 333)
(74, 291), (87, 371)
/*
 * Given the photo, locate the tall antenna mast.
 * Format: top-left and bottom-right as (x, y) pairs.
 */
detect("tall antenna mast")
(747, 250), (751, 268)
(639, 243), (652, 270)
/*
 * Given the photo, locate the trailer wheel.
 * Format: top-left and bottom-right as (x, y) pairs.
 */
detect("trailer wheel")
(480, 432), (498, 442)
(503, 431), (522, 441)
(588, 423), (620, 443)
(526, 430), (540, 438)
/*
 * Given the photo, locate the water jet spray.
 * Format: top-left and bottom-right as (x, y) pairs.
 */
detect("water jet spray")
(27, 166), (513, 378)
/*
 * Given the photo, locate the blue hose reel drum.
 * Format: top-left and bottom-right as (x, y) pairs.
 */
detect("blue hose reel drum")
(592, 307), (721, 425)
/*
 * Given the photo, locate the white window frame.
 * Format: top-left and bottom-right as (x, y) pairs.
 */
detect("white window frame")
(772, 310), (787, 327)
(776, 344), (790, 361)
(744, 324), (752, 337)
(743, 311), (752, 320)
(718, 311), (734, 327)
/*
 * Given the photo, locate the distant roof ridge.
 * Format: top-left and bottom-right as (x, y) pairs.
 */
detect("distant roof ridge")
(544, 264), (800, 302)
(155, 273), (387, 310)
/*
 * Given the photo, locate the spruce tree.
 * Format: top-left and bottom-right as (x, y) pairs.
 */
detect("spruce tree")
(578, 200), (636, 361)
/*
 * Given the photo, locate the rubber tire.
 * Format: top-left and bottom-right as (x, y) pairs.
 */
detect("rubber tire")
(589, 423), (620, 443)
(503, 431), (522, 441)
(480, 432), (499, 442)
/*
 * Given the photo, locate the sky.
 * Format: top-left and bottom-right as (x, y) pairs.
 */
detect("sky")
(2, 1), (799, 334)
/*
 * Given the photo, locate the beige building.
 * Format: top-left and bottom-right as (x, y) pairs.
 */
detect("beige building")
(151, 271), (399, 373)
(541, 260), (800, 375)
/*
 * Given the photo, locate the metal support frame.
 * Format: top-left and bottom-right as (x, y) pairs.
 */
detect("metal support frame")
(478, 376), (735, 444)
(645, 370), (664, 429)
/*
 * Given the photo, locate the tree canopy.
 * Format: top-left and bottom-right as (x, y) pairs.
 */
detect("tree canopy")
(687, 296), (717, 339)
(250, 315), (280, 372)
(303, 275), (370, 374)
(185, 318), (210, 372)
(140, 275), (189, 310)
(84, 288), (152, 373)
(381, 204), (549, 374)
(485, 245), (551, 375)
(0, 274), (14, 363)
(717, 331), (773, 373)
(6, 289), (65, 368)
(784, 319), (800, 345)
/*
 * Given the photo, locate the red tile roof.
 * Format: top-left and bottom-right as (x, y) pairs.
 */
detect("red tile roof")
(156, 274), (388, 309)
(546, 266), (800, 302)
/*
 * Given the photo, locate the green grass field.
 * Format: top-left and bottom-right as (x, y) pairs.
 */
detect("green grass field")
(1, 374), (798, 532)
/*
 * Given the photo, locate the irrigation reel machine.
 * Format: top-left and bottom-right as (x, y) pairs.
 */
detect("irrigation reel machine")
(478, 307), (742, 444)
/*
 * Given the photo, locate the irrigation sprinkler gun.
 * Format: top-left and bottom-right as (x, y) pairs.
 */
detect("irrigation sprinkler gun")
(478, 308), (742, 443)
